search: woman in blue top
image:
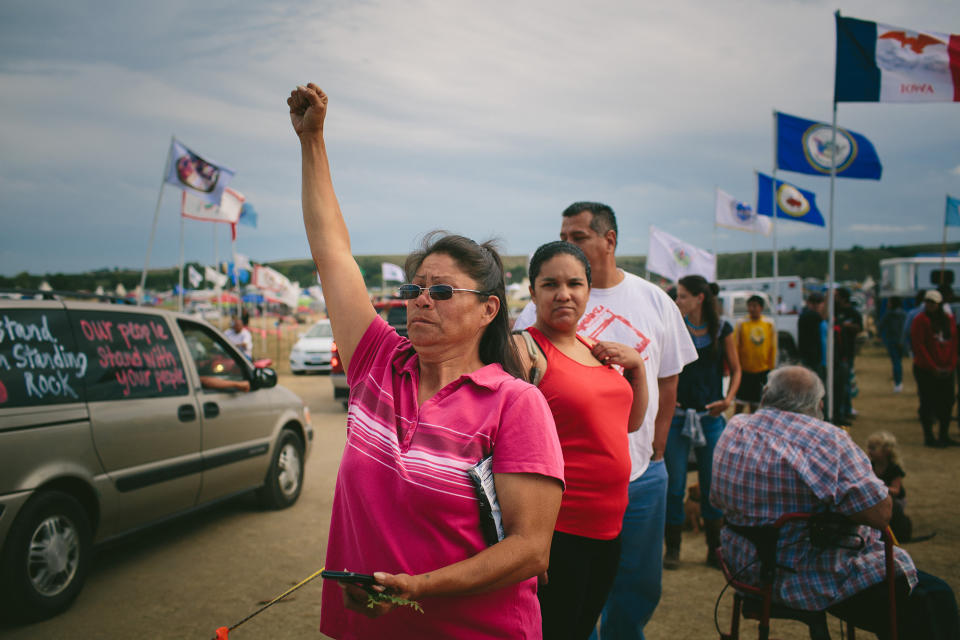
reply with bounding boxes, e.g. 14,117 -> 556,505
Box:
664,275 -> 741,569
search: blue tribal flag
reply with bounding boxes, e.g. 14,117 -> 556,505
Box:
756,173 -> 826,228
947,195 -> 960,228
164,139 -> 235,205
775,112 -> 882,180
238,202 -> 258,228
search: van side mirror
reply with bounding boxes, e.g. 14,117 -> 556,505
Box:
251,367 -> 278,390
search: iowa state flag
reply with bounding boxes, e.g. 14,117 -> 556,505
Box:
756,173 -> 825,228
836,13 -> 960,102
776,112 -> 882,180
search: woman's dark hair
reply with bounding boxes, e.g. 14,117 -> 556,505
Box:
678,275 -> 720,358
528,241 -> 591,289
405,231 -> 523,379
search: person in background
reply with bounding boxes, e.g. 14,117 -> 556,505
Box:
865,431 -> 912,542
513,201 -> 697,640
513,240 -> 648,640
877,297 -> 906,393
910,289 -> 958,448
798,292 -> 826,379
734,295 -> 775,414
832,288 -> 862,426
225,311 -> 253,359
712,366 -> 959,640
664,275 -> 740,570
290,83 -> 565,639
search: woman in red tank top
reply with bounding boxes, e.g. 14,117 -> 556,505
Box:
512,241 -> 648,640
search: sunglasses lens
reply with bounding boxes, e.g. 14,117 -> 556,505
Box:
397,285 -> 420,299
428,285 -> 453,300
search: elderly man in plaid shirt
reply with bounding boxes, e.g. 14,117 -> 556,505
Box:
712,366 -> 959,640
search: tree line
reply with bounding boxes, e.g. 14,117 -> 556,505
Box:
3,242 -> 958,294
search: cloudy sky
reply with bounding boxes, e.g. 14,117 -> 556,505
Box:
1,0 -> 958,277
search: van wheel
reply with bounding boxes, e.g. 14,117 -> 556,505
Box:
258,430 -> 304,510
0,491 -> 92,621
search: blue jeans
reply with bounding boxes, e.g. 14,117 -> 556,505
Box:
664,413 -> 726,525
884,340 -> 903,386
590,459 -> 667,640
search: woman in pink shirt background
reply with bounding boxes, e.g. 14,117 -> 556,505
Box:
289,83 -> 565,639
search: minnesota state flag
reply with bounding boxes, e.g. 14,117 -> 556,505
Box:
836,13 -> 960,103
756,173 -> 826,228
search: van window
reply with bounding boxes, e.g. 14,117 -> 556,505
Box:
70,310 -> 189,402
0,308 -> 86,408
178,321 -> 248,389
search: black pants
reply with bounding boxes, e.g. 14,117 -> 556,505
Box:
914,365 -> 956,439
828,570 -> 960,640
538,530 -> 621,640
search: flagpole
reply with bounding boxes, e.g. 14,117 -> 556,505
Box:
138,135 -> 174,305
751,230 -> 757,279
771,111 -> 780,358
940,214 -> 948,287
826,102 -> 839,423
178,213 -> 186,312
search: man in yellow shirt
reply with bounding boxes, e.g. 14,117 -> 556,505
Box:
734,295 -> 776,413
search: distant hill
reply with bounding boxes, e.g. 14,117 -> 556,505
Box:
3,242 -> 958,292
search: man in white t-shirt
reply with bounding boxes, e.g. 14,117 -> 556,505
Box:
514,202 -> 696,640
224,312 -> 253,359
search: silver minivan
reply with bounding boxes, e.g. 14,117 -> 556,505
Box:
0,298 -> 313,621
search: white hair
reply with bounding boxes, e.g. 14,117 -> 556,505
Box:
760,366 -> 825,419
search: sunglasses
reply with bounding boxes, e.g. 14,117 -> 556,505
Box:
397,284 -> 490,300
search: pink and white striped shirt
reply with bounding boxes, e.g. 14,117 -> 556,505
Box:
320,316 -> 564,639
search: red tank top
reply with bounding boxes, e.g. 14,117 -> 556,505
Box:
528,327 -> 633,539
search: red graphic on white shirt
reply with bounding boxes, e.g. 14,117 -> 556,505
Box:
578,305 -> 651,354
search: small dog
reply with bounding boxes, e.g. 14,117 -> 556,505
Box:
683,484 -> 704,534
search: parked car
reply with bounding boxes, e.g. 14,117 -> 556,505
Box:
0,296 -> 313,621
331,342 -> 348,410
289,319 -> 335,374
329,300 -> 407,411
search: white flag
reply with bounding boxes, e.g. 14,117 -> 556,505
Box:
205,265 -> 228,288
187,265 -> 203,288
382,262 -> 406,283
253,265 -> 290,292
279,281 -> 301,310
646,226 -> 716,283
234,253 -> 252,273
181,187 -> 244,224
714,189 -> 771,235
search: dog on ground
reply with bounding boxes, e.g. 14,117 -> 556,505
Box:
683,484 -> 704,534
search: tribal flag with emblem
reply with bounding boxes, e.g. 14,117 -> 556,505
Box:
836,13 -> 960,103
756,173 -> 826,228
646,226 -> 716,283
776,112 -> 882,180
165,139 -> 235,205
181,187 -> 244,224
715,189 -> 772,235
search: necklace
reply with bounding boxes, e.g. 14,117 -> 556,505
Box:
685,316 -> 706,331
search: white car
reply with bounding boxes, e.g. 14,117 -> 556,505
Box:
289,319 -> 335,374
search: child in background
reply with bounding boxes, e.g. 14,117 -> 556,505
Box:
866,431 -> 912,542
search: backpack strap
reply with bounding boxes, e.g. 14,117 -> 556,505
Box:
514,329 -> 546,386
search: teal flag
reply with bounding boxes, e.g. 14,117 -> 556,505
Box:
947,195 -> 960,227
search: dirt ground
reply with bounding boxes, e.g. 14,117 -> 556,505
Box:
647,343 -> 960,639
1,343 -> 957,639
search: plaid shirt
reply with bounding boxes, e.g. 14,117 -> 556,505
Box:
711,408 -> 917,611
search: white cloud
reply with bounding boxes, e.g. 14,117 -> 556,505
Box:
849,224 -> 927,233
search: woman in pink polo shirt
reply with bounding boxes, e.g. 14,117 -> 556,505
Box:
288,84 -> 565,639
513,241 -> 647,639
